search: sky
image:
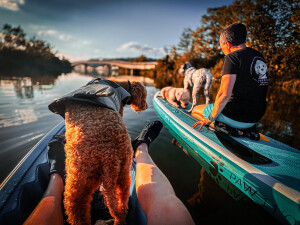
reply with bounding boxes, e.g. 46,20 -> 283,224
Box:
0,0 -> 233,62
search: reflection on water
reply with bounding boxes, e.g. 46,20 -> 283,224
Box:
0,72 -> 298,225
0,78 -> 34,99
73,64 -> 119,77
0,108 -> 38,128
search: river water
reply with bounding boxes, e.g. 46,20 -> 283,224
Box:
0,72 -> 298,225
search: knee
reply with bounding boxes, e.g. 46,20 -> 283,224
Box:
147,195 -> 194,225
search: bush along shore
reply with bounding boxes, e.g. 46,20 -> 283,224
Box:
0,24 -> 71,76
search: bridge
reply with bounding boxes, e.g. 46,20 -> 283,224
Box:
72,60 -> 157,76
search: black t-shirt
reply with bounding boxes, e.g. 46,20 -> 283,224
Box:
221,47 -> 268,123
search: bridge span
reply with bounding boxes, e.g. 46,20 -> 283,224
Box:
71,60 -> 157,75
72,60 -> 157,75
72,60 -> 157,69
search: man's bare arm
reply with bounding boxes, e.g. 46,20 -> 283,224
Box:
192,74 -> 236,131
210,74 -> 236,120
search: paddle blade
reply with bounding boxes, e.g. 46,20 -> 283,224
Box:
259,133 -> 270,142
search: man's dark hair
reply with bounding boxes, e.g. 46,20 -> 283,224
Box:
220,23 -> 247,46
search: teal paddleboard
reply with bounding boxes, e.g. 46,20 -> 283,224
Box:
153,92 -> 300,225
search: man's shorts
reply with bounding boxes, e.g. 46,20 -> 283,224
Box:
203,104 -> 255,129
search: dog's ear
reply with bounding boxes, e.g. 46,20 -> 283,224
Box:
183,63 -> 188,71
183,62 -> 193,71
130,82 -> 148,113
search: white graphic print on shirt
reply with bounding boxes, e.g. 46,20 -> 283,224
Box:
250,57 -> 268,85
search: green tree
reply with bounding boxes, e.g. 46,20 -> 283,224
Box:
0,24 -> 71,75
189,0 -> 299,82
2,24 -> 26,49
178,28 -> 193,54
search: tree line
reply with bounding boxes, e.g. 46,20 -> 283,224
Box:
154,0 -> 299,89
0,24 -> 71,76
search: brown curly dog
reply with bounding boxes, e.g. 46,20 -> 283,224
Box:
64,81 -> 147,225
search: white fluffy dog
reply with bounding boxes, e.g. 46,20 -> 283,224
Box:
179,62 -> 213,112
161,86 -> 190,108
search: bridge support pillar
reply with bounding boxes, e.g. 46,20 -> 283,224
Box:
108,65 -> 111,76
84,64 -> 88,74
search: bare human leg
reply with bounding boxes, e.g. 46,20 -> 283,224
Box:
24,174 -> 64,225
24,139 -> 66,225
135,143 -> 195,225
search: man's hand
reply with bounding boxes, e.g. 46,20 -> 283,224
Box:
192,119 -> 212,131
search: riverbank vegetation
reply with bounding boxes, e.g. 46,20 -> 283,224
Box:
0,24 -> 71,77
154,0 -> 299,91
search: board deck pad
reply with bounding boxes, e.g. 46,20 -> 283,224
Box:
153,92 -> 300,225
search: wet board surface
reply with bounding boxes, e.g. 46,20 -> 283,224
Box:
153,92 -> 300,225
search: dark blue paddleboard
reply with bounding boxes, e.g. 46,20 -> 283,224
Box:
0,121 -> 146,225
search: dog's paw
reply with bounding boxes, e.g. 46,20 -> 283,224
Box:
170,101 -> 180,108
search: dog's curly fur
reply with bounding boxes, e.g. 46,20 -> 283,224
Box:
126,82 -> 148,113
64,81 -> 147,225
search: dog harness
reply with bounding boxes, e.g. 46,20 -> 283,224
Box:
48,78 -> 131,118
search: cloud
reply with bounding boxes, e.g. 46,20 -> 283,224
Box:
37,28 -> 91,45
81,40 -> 91,46
119,42 -> 152,52
0,0 -> 25,11
58,34 -> 72,41
118,41 -> 164,55
37,29 -> 58,36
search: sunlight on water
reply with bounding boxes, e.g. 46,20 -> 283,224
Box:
27,133 -> 45,142
16,108 -> 37,123
0,108 -> 38,128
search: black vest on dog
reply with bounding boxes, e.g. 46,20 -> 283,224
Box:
48,78 -> 131,118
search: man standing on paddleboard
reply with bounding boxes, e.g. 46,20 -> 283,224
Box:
192,23 -> 268,139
